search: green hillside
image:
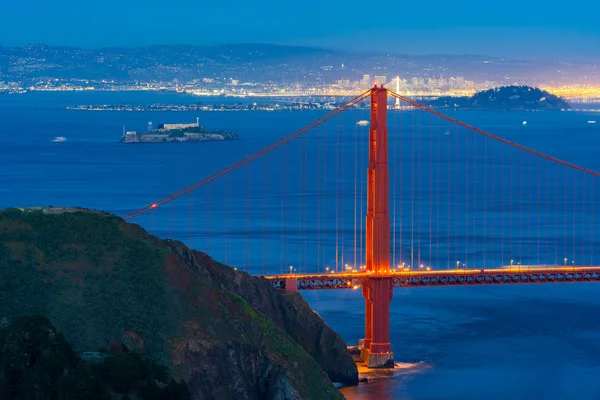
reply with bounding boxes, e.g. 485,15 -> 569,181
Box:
0,208 -> 354,399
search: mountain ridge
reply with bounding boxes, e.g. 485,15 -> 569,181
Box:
1,43 -> 594,85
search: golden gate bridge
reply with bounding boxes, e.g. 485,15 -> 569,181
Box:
122,86 -> 600,368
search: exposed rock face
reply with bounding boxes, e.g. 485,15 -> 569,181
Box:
0,209 -> 354,400
198,250 -> 359,385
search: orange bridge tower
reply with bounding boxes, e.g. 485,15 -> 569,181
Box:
361,85 -> 394,368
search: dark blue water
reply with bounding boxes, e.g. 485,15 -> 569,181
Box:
2,91 -> 600,399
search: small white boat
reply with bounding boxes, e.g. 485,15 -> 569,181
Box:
588,120 -> 597,124
356,120 -> 369,126
52,136 -> 67,142
522,121 -> 528,125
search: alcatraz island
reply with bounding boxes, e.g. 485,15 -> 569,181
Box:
121,118 -> 238,143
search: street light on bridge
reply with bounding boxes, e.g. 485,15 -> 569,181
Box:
289,265 -> 294,275
564,257 -> 568,267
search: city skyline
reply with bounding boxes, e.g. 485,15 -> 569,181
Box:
1,43 -> 598,98
2,0 -> 599,60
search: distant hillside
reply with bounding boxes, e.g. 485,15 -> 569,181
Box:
428,86 -> 571,110
0,208 -> 357,399
0,43 -> 594,84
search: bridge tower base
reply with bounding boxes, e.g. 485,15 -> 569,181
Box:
361,277 -> 394,368
363,349 -> 395,369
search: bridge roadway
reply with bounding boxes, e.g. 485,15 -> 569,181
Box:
264,266 -> 600,291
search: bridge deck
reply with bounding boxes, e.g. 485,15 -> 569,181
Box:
264,266 -> 600,290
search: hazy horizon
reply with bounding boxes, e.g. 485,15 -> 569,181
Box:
2,0 -> 599,61
0,41 -> 597,64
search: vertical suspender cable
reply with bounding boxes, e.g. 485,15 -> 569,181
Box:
509,148 -> 513,265
354,107 -> 359,270
317,124 -> 322,272
208,183 -> 212,256
225,175 -> 230,267
336,113 -> 340,272
417,109 -> 422,269
491,137 -> 495,267
169,198 -> 174,241
262,153 -> 267,274
150,210 -> 154,237
436,116 -> 441,269
411,107 -> 415,269
564,168 -> 568,265
535,157 -> 548,265
341,106 -> 345,271
245,158 -> 250,272
573,169 -> 576,265
323,121 -> 327,271
299,132 -> 304,273
447,119 -> 451,269
592,178 -> 595,266
465,118 -> 469,268
284,143 -> 290,272
429,112 -> 433,267
519,151 -> 523,266
571,170 -> 581,263
187,187 -> 192,249
483,131 -> 488,269
501,145 -> 505,267
555,165 -> 559,265
473,122 -> 477,267
392,107 -> 397,269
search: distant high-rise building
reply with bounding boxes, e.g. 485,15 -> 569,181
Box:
361,75 -> 371,89
375,76 -> 387,86
336,79 -> 351,88
411,77 -> 419,88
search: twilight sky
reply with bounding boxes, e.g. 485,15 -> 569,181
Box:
1,0 -> 599,59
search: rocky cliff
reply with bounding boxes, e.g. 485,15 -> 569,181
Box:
0,208 -> 357,399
